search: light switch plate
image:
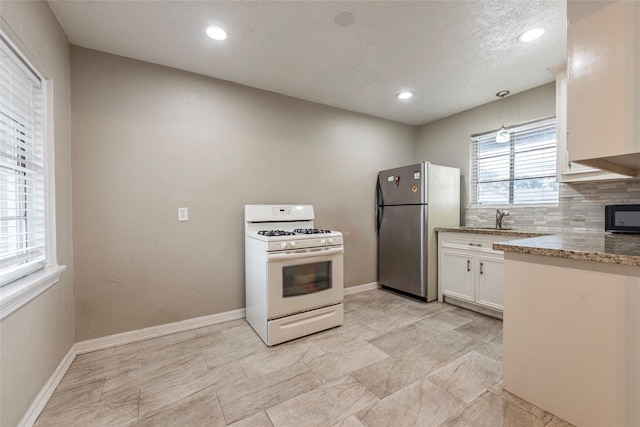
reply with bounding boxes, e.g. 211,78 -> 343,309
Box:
178,207 -> 189,222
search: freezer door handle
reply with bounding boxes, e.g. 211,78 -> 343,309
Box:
375,177 -> 384,235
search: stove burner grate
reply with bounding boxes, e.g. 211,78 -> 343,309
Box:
292,228 -> 332,234
258,230 -> 295,236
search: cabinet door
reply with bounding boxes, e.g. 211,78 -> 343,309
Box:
440,249 -> 474,302
567,1 -> 639,171
476,255 -> 504,310
555,66 -> 625,182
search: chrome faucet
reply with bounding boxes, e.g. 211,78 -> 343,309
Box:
496,209 -> 510,229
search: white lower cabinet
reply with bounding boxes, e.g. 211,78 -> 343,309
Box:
438,232 -> 511,314
439,249 -> 474,301
475,255 -> 504,309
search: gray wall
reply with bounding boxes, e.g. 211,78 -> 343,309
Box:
0,2 -> 74,426
71,47 -> 416,341
416,83 -> 556,210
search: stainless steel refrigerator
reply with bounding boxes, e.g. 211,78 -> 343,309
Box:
376,162 -> 460,301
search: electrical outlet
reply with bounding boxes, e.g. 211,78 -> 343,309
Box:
178,207 -> 189,222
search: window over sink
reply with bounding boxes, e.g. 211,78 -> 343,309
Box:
470,117 -> 558,206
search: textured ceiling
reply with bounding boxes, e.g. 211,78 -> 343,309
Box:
47,0 -> 566,126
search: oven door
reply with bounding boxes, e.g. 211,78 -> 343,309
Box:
266,246 -> 344,319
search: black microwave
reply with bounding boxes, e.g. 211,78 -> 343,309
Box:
605,204 -> 640,233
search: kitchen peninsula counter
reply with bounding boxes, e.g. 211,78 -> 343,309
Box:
494,232 -> 640,266
436,227 -> 639,425
498,233 -> 640,427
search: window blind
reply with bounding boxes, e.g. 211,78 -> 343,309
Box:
0,35 -> 46,286
470,117 -> 558,206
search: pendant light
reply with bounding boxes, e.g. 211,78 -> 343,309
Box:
495,90 -> 510,143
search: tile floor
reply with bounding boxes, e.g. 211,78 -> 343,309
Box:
34,289 -> 574,426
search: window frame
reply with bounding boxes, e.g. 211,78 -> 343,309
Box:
469,116 -> 558,207
0,29 -> 65,320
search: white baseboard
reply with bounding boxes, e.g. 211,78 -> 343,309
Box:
75,283 -> 381,354
75,308 -> 246,354
18,345 -> 76,427
343,282 -> 380,295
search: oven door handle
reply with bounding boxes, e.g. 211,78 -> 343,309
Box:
268,247 -> 344,261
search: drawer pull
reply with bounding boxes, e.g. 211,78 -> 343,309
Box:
468,243 -> 482,247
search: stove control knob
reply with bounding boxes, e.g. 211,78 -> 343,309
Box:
280,242 -> 288,249
320,239 -> 327,245
327,238 -> 334,245
289,241 -> 296,248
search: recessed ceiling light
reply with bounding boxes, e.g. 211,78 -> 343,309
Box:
396,91 -> 413,100
518,28 -> 544,43
206,26 -> 228,41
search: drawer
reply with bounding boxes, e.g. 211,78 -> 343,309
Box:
438,232 -> 512,253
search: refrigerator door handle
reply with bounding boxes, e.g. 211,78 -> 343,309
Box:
376,205 -> 384,235
375,177 -> 384,235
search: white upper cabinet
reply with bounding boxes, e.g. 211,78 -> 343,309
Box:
555,66 -> 626,182
566,0 -> 640,177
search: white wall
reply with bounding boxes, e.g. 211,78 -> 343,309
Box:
0,2 -> 74,426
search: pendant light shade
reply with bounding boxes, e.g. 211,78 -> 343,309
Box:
496,90 -> 510,143
496,125 -> 510,143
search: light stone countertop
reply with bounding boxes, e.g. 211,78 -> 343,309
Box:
493,233 -> 640,266
436,227 -> 640,266
435,226 -> 549,238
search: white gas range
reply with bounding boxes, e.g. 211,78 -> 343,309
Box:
244,205 -> 344,346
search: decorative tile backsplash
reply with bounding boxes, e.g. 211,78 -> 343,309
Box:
465,179 -> 640,233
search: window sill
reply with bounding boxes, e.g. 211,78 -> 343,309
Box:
0,265 -> 67,321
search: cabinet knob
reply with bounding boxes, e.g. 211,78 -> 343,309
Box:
467,260 -> 471,272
